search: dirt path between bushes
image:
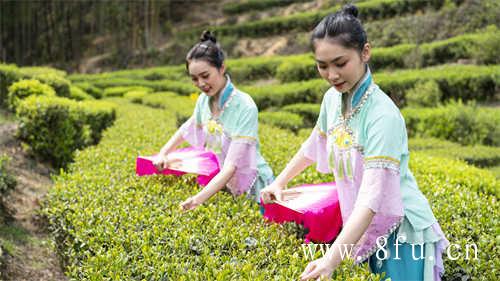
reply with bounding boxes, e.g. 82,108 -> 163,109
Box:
0,115 -> 67,281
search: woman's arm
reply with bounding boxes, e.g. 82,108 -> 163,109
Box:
300,206 -> 375,280
153,129 -> 186,171
159,129 -> 185,156
261,149 -> 314,203
180,163 -> 236,211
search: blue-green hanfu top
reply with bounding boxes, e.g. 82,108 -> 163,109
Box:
179,76 -> 274,202
300,68 -> 449,280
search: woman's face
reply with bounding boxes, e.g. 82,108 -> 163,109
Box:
188,59 -> 226,97
314,39 -> 371,93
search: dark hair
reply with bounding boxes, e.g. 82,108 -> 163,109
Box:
311,4 -> 367,52
186,30 -> 225,70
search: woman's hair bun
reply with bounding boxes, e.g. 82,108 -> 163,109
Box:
341,4 -> 358,18
200,30 -> 217,43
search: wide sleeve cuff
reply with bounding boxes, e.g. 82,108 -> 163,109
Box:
178,117 -> 205,148
224,137 -> 258,196
355,164 -> 404,216
352,158 -> 405,263
299,128 -> 330,174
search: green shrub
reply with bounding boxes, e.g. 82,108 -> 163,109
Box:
141,92 -> 196,126
242,79 -> 329,110
222,0 -> 310,15
375,64 -> 500,105
402,101 -> 500,146
30,73 -> 71,98
183,0 -> 445,39
103,86 -> 153,98
88,78 -> 196,96
0,63 -> 22,107
16,96 -> 88,168
80,100 -> 117,145
405,80 -> 442,107
7,79 -> 56,111
420,25 -> 500,65
0,154 -> 16,194
409,137 -> 500,167
275,54 -> 318,83
259,111 -> 304,132
227,56 -> 283,82
124,90 -> 148,104
281,103 -> 320,128
73,82 -> 103,99
43,100 -> 499,280
487,165 -> 500,179
274,29 -> 500,82
69,86 -> 94,101
16,96 -> 117,167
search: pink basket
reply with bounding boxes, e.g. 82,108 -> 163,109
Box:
262,182 -> 342,243
136,147 -> 220,186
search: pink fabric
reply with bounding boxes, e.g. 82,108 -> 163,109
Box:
135,147 -> 220,186
261,182 -> 343,243
224,138 -> 258,195
179,117 -> 205,148
432,222 -> 449,281
352,166 -> 404,261
356,168 -> 404,217
300,128 -> 330,174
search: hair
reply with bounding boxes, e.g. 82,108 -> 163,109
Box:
311,4 -> 367,53
185,30 -> 225,70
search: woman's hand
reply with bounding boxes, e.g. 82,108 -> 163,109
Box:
260,181 -> 285,204
152,154 -> 181,172
180,196 -> 201,212
299,256 -> 337,281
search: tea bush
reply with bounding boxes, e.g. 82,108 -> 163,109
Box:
43,99 -> 498,280
259,111 -> 304,132
403,101 -> 500,146
16,96 -> 116,167
7,79 -> 56,111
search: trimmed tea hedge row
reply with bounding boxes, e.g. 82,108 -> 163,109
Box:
222,0 -> 311,15
242,79 -> 329,110
44,99 -> 498,279
276,27 -> 500,82
259,111 -> 304,133
72,82 -> 103,99
409,138 -> 500,168
245,64 -> 500,110
140,92 -> 197,126
403,102 -> 500,146
69,86 -> 95,101
103,86 -> 153,98
0,64 -> 73,106
281,103 -> 320,128
182,0 -> 447,39
7,79 -> 57,111
281,101 -> 500,147
16,95 -> 116,168
68,65 -> 186,84
86,78 -> 197,96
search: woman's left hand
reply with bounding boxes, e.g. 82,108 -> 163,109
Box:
299,256 -> 336,281
180,196 -> 201,212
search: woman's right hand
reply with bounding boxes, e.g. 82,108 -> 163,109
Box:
260,181 -> 285,204
152,154 -> 181,172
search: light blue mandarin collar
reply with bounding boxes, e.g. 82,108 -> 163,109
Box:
217,75 -> 234,109
351,66 -> 372,108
